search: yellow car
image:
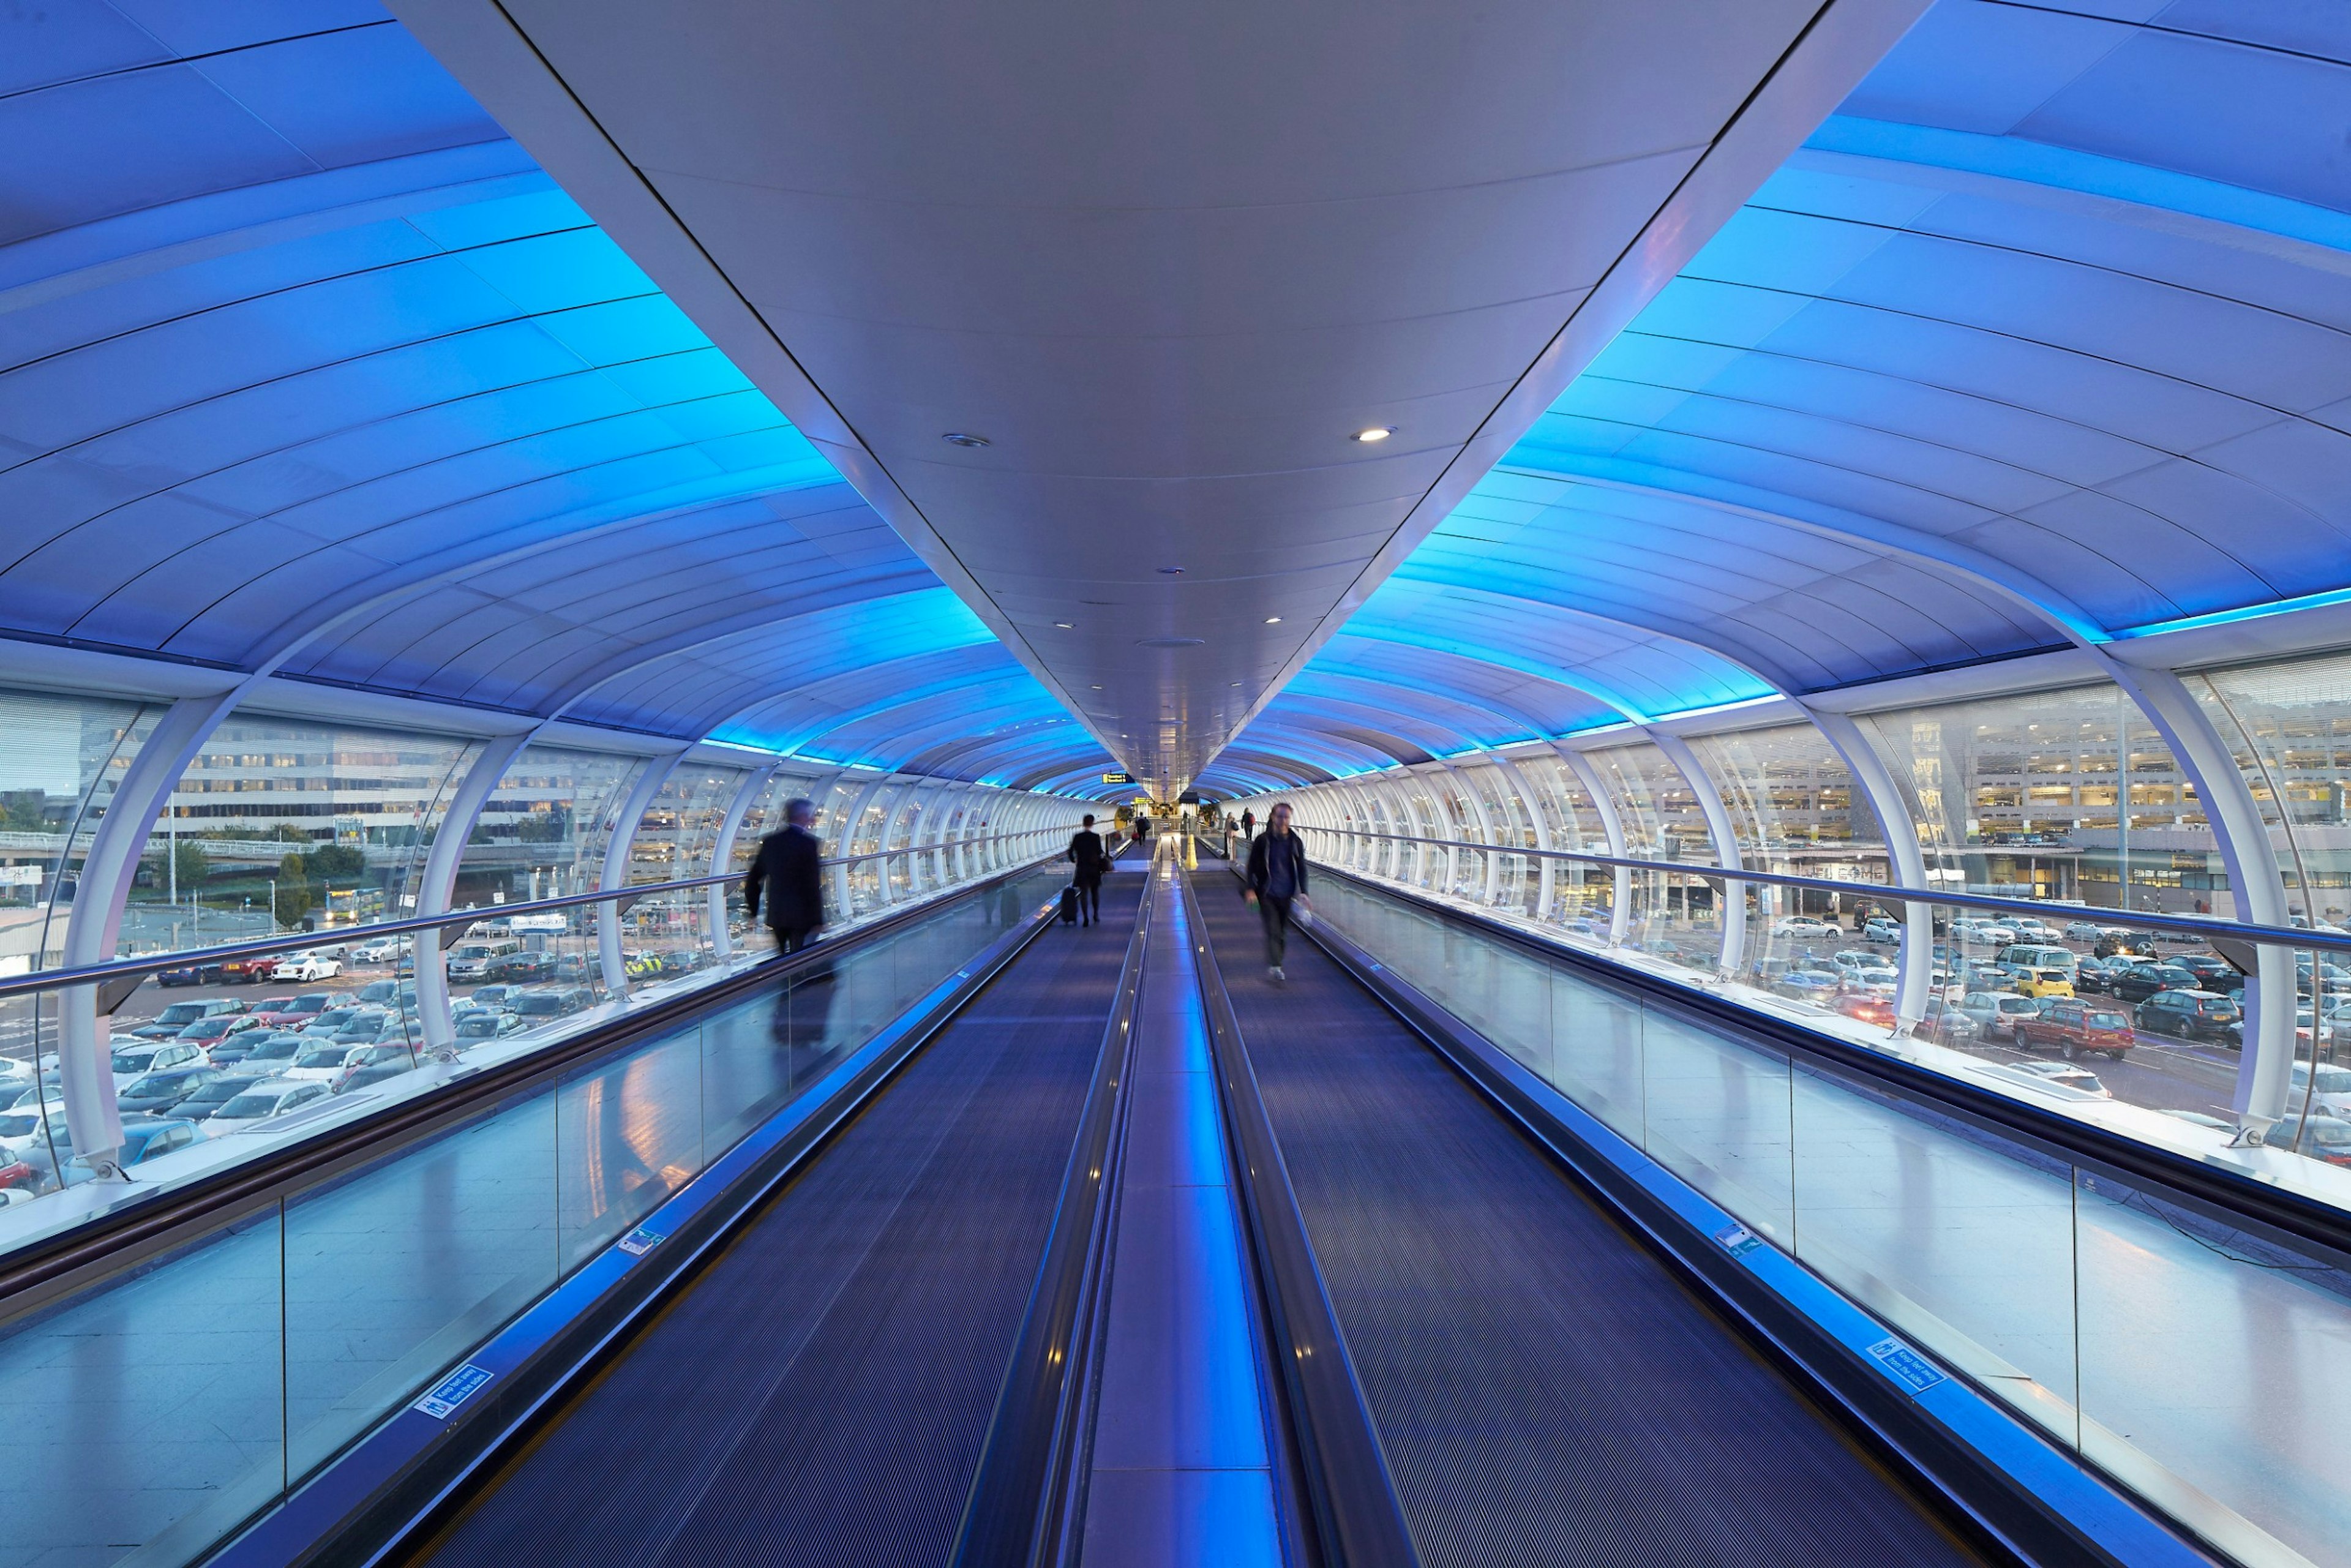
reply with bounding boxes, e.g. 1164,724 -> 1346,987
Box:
2014,967 -> 2075,1000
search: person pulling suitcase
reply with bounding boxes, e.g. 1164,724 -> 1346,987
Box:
1067,814 -> 1107,926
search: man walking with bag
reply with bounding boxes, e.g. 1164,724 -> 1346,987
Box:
1245,801 -> 1308,981
744,797 -> 825,953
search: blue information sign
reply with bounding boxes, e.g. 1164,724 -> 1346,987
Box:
1865,1337 -> 1948,1395
413,1363 -> 495,1420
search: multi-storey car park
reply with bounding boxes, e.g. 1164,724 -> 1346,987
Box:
2,6 -> 2350,1568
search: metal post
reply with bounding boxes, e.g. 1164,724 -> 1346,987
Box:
414,727 -> 539,1054
1652,732 -> 1747,979
707,763 -> 779,962
598,752 -> 684,1000
58,691 -> 244,1173
1559,746 -> 1632,947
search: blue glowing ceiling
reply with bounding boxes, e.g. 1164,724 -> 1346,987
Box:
1207,0 -> 2351,795
0,2 -> 1109,785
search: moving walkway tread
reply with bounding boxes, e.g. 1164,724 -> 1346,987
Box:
1189,877 -> 1990,1568
413,871 -> 1147,1568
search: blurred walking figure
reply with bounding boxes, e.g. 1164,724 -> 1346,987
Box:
1246,802 -> 1308,981
747,798 -> 833,1052
1068,814 -> 1108,926
746,798 -> 825,954
1240,808 -> 1254,841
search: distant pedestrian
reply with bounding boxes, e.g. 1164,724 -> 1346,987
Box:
1246,802 -> 1309,981
1241,808 -> 1255,841
1068,814 -> 1107,926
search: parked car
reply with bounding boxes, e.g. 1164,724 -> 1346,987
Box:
2005,918 -> 2056,943
350,938 -> 405,964
0,1101 -> 65,1161
1951,918 -> 2018,947
1835,992 -> 1897,1027
550,956 -> 592,983
2093,932 -> 2156,959
2135,989 -> 2241,1045
508,986 -> 593,1021
453,1010 -> 524,1041
119,1069 -> 222,1118
2263,1114 -> 2351,1166
301,1007 -> 366,1038
173,1014 -> 255,1050
110,1040 -> 208,1089
2063,918 -> 2121,942
354,979 -> 417,1008
2287,1063 -> 2351,1121
1772,970 -> 1841,1004
1862,917 -> 1903,945
2009,967 -> 2075,1000
329,1046 -> 416,1092
334,1062 -> 416,1095
228,1033 -> 304,1075
2011,998 -> 2135,1059
204,1079 -> 332,1131
488,951 -> 557,984
1919,999 -> 1982,1043
2008,1060 -> 2112,1098
2171,955 -> 2241,992
152,962 -> 214,987
1997,943 -> 2077,977
2112,962 -> 2199,1005
323,1010 -> 394,1046
175,1074 -> 271,1122
284,1044 -> 363,1082
1840,967 -> 1899,997
1959,992 -> 2044,1035
2073,955 -> 2134,995
255,993 -> 333,1028
1772,916 -> 1837,939
270,951 -> 341,983
128,998 -> 245,1041
219,955 -> 282,984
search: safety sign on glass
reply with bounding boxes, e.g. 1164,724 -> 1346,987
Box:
1865,1337 -> 1947,1395
413,1364 -> 495,1420
1714,1223 -> 1763,1258
617,1225 -> 666,1257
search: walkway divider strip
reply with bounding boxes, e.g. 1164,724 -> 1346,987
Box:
1182,866 -> 1422,1568
951,854 -> 1157,1568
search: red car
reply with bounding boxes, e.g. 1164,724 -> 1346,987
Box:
253,993 -> 333,1029
221,956 -> 281,984
2011,997 -> 2135,1060
1835,993 -> 1897,1028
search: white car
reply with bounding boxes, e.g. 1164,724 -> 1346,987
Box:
2005,918 -> 2055,942
1951,918 -> 2017,947
1843,967 -> 1899,996
204,1079 -> 332,1131
350,938 -> 405,964
1772,916 -> 1837,939
1829,950 -> 1881,973
283,1043 -> 362,1082
0,1100 -> 64,1160
2009,1060 -> 2112,1098
271,951 -> 341,982
110,1040 -> 208,1089
2289,1063 -> 2351,1121
1862,918 -> 1902,945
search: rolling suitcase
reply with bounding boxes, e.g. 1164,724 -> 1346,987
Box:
1060,886 -> 1080,925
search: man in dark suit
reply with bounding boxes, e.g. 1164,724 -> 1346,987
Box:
744,797 -> 826,953
1068,813 -> 1107,926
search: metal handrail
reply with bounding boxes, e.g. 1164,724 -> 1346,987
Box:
0,827 -> 1070,1004
1289,823 -> 2351,956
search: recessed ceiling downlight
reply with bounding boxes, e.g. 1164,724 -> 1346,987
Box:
941,432 -> 990,448
1136,636 -> 1205,648
1351,426 -> 1395,443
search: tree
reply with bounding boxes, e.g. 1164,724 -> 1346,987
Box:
274,852 -> 311,928
170,839 -> 208,895
307,844 -> 366,881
